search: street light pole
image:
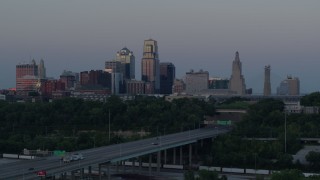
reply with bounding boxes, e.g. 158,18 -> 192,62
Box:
285,111 -> 287,153
93,136 -> 96,148
254,153 -> 257,175
109,109 -> 111,142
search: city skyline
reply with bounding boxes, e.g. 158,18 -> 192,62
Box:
1,1 -> 320,94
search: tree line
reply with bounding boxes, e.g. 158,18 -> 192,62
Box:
0,96 -> 214,153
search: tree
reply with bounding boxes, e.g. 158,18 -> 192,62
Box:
306,151 -> 320,170
300,92 -> 320,106
197,170 -> 219,180
184,170 -> 195,180
271,169 -> 304,180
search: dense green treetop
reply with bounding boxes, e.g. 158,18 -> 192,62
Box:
300,92 -> 320,106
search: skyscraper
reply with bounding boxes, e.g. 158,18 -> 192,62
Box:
38,59 -> 46,79
229,51 -> 246,95
141,39 -> 160,94
105,61 -> 122,74
115,47 -> 135,80
60,70 -> 76,90
160,62 -> 175,94
105,60 -> 124,94
16,59 -> 39,96
277,76 -> 300,95
263,65 -> 271,96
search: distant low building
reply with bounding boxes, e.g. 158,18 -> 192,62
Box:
172,79 -> 185,94
126,80 -> 145,95
303,106 -> 320,114
60,70 -> 78,90
0,94 -> 5,101
208,77 -> 229,89
80,70 -> 111,89
165,94 -> 207,102
185,69 -> 209,95
284,101 -> 302,113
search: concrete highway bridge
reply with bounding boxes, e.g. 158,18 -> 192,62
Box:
0,127 -> 230,179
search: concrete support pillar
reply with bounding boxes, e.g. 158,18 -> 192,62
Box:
99,164 -> 102,180
139,157 -> 142,173
122,161 -> 126,173
201,139 -> 204,147
88,166 -> 92,176
71,171 -> 75,180
132,159 -> 135,173
107,163 -> 110,180
180,146 -> 183,165
164,149 -> 167,164
116,162 -> 119,172
173,148 -> 176,165
149,154 -> 152,175
80,168 -> 84,179
157,151 -> 161,173
195,142 -> 198,158
189,144 -> 192,168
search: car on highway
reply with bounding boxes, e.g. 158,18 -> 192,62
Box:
63,153 -> 84,163
36,170 -> 47,177
71,153 -> 84,161
151,137 -> 159,145
63,156 -> 71,163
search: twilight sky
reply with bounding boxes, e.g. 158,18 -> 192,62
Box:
0,0 -> 319,94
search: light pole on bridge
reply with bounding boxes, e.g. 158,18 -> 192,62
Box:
109,109 -> 111,142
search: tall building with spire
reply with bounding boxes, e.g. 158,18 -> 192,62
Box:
115,47 -> 135,80
229,51 -> 246,95
263,65 -> 271,96
38,59 -> 46,79
141,39 -> 160,94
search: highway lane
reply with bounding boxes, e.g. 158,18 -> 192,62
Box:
0,127 -> 230,179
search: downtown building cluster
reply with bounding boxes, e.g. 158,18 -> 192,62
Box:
1,39 -> 301,102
